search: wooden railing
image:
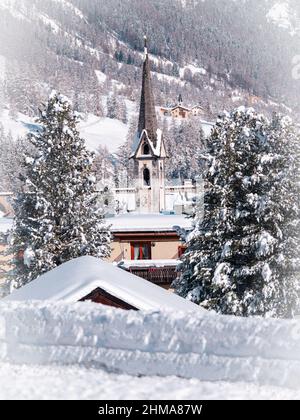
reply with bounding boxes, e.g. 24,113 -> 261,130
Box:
128,266 -> 178,286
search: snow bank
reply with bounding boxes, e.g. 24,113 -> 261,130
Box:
1,301 -> 300,389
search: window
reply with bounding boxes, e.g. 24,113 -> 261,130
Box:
143,142 -> 150,155
143,167 -> 151,186
178,245 -> 187,258
131,243 -> 152,260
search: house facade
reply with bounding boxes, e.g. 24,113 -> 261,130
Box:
107,213 -> 191,288
159,95 -> 206,120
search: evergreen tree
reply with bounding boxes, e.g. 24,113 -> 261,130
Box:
174,108 -> 300,318
9,91 -> 111,290
106,93 -> 118,119
118,98 -> 128,124
165,119 -> 206,182
115,116 -> 136,188
93,145 -> 114,186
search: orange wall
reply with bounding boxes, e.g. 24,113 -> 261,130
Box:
109,239 -> 181,262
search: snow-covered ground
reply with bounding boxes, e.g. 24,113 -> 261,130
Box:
1,300 -> 300,399
1,362 -> 299,400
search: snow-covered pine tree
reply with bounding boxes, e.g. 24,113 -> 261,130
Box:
260,114 -> 300,317
115,116 -> 136,188
10,91 -> 111,290
165,119 -> 206,182
106,93 -> 118,119
118,98 -> 128,124
174,108 -> 300,318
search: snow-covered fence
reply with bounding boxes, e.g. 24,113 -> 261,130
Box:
1,301 -> 300,389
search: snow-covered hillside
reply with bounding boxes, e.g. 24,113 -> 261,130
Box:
1,300 -> 300,399
1,0 -> 299,122
0,106 -> 214,154
267,2 -> 300,36
0,108 -> 129,153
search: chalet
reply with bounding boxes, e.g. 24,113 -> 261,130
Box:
191,104 -> 206,117
159,94 -> 206,120
170,93 -> 191,119
159,103 -> 206,119
3,256 -> 200,312
108,213 -> 191,288
170,104 -> 191,119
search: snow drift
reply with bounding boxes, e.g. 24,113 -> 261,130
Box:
1,301 -> 300,389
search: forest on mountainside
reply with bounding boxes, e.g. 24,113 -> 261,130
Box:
0,0 -> 299,118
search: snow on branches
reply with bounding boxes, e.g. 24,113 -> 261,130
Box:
9,91 -> 111,290
174,108 -> 300,318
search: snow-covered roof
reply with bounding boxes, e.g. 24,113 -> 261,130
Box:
108,213 -> 192,233
171,105 -> 191,111
131,128 -> 162,158
3,256 -> 200,312
117,259 -> 179,269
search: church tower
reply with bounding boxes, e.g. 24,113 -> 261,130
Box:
131,36 -> 167,213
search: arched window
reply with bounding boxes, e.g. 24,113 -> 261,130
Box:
143,168 -> 150,186
143,142 -> 150,155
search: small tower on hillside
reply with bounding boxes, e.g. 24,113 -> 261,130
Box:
178,93 -> 183,106
131,36 -> 167,213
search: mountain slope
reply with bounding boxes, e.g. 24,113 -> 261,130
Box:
0,0 -> 299,120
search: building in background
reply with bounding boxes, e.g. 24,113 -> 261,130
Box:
160,95 -> 206,120
108,213 -> 191,288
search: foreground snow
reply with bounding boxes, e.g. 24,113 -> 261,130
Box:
0,362 -> 299,400
1,300 -> 300,397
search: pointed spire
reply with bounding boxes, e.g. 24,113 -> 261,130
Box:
144,35 -> 148,57
137,35 -> 158,147
178,93 -> 183,106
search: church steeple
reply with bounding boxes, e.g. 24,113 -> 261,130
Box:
137,36 -> 158,147
131,36 -> 167,214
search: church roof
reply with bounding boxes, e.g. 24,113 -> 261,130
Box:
131,128 -> 163,158
137,36 -> 159,149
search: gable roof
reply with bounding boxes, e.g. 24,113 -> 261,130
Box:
3,256 -> 201,312
131,128 -> 163,158
171,105 -> 191,112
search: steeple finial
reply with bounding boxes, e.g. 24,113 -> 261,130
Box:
144,35 -> 148,57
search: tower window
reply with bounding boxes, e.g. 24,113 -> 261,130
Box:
143,143 -> 150,155
143,167 -> 150,186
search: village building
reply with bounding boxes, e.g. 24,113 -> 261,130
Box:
159,94 -> 206,120
190,104 -> 206,117
107,213 -> 191,288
